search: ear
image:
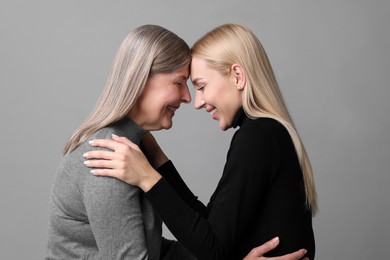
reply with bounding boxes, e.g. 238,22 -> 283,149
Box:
231,63 -> 246,91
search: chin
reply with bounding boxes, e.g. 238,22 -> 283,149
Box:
161,120 -> 173,130
219,119 -> 232,131
219,123 -> 229,131
162,125 -> 173,130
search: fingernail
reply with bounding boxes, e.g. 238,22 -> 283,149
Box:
90,170 -> 96,174
112,134 -> 118,138
89,140 -> 94,145
83,152 -> 88,157
84,160 -> 89,166
271,237 -> 279,245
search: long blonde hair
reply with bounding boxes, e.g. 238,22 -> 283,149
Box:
64,25 -> 191,153
192,24 -> 317,215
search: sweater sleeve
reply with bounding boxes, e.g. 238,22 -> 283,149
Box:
159,237 -> 197,260
84,173 -> 148,260
157,160 -> 208,215
146,123 -> 279,259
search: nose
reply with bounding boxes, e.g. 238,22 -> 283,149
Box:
194,91 -> 205,110
180,83 -> 191,104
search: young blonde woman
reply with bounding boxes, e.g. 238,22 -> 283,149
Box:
46,24 -> 307,260
85,24 -> 317,259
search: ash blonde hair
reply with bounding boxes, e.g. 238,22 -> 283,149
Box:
192,24 -> 317,215
64,25 -> 191,153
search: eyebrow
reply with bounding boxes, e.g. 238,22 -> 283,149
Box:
191,77 -> 203,86
174,75 -> 189,81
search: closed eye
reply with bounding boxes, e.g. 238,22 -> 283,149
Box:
195,85 -> 205,91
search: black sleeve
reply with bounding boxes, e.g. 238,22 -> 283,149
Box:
160,237 -> 197,260
146,124 -> 279,259
157,160 -> 208,216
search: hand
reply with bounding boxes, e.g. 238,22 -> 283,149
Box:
140,132 -> 168,169
243,237 -> 308,260
83,135 -> 162,192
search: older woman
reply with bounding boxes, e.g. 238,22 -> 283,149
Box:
46,25 -> 191,260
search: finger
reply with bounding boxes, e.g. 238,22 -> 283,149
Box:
111,135 -> 140,151
90,168 -> 120,178
112,135 -> 133,146
273,249 -> 307,260
84,159 -> 118,169
83,150 -> 117,160
248,237 -> 280,257
89,138 -> 126,151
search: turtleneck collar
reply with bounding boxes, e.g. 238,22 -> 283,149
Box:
232,107 -> 252,128
112,117 -> 148,145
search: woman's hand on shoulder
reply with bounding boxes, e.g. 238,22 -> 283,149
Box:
243,237 -> 308,260
83,135 -> 162,192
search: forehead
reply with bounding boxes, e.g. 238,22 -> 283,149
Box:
190,57 -> 209,79
151,65 -> 189,80
170,65 -> 189,79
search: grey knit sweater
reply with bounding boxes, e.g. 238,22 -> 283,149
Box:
46,118 -> 162,260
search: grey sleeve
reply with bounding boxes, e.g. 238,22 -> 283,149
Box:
84,172 -> 148,260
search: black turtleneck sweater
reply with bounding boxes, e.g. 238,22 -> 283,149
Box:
149,108 -> 315,259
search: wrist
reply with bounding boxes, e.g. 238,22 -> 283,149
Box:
139,169 -> 162,192
153,154 -> 169,169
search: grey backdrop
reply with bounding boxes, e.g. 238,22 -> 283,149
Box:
1,0 -> 389,259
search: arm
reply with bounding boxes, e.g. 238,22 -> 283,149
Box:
140,133 -> 205,210
85,132 -> 307,259
143,127 -> 278,259
90,135 -> 208,215
160,237 -> 197,260
83,164 -> 148,259
157,161 -> 208,216
159,236 -> 309,260
139,132 -> 169,169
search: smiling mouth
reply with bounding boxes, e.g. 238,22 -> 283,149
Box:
167,106 -> 178,114
209,108 -> 217,116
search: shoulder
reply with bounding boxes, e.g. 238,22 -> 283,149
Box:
84,170 -> 139,194
229,118 -> 295,163
242,117 -> 286,133
234,117 -> 288,145
91,126 -> 115,140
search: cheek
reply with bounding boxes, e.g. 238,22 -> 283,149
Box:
220,91 -> 241,119
203,88 -> 218,104
145,91 -> 168,109
146,88 -> 181,118
171,88 -> 182,99
139,96 -> 163,118
153,101 -> 167,116
209,80 -> 231,102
